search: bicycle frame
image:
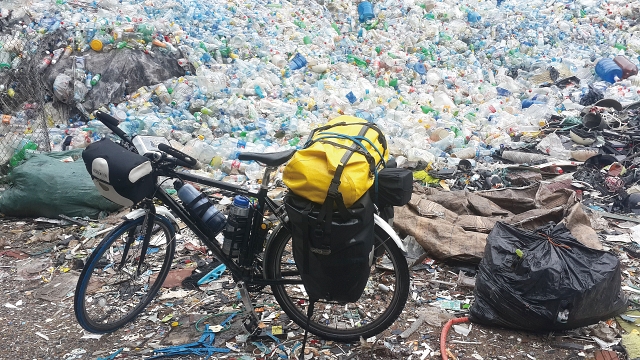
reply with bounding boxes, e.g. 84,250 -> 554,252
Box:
154,166 -> 302,287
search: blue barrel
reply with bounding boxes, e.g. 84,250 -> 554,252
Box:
595,58 -> 623,83
358,2 -> 375,23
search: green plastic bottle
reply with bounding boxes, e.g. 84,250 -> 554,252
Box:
421,105 -> 435,114
90,73 -> 101,86
331,23 -> 341,35
347,55 -> 368,68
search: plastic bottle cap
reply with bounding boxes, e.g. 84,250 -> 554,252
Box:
233,195 -> 250,208
90,39 -> 103,51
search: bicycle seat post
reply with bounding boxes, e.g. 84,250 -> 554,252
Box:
261,166 -> 277,190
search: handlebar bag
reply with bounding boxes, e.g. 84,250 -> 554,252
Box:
82,139 -> 155,207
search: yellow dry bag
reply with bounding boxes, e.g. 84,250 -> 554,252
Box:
283,115 -> 388,208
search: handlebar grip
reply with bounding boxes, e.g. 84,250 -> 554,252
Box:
95,111 -> 120,126
158,143 -> 199,168
94,111 -> 133,146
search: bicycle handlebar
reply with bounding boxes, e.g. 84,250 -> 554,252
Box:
94,111 -> 135,147
93,110 -> 200,169
158,143 -> 200,169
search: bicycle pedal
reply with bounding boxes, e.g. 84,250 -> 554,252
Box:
242,315 -> 261,336
182,260 -> 226,289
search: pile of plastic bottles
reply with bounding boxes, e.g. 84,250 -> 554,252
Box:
1,0 -> 640,179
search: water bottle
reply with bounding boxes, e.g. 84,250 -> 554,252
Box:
0,51 -> 10,69
9,140 -> 38,167
413,63 -> 427,75
521,99 -> 546,109
222,195 -> 251,257
289,53 -> 307,70
174,180 -> 226,236
595,58 -> 622,83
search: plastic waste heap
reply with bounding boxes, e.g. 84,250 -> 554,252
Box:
0,0 -> 637,179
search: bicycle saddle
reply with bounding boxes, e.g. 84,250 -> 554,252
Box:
238,149 -> 296,167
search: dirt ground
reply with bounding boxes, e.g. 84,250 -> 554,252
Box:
0,215 -> 630,360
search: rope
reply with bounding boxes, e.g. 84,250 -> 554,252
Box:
537,233 -> 571,250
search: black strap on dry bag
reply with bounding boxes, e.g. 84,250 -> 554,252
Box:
308,124 -> 373,256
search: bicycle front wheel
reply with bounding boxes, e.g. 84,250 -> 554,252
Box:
74,215 -> 175,333
264,224 -> 410,342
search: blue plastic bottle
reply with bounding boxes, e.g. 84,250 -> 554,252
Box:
357,2 -> 375,23
175,181 -> 226,235
413,63 -> 427,75
595,58 -> 623,83
289,53 -> 307,70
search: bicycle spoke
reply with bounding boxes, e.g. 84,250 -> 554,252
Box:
268,230 -> 408,340
75,216 -> 175,333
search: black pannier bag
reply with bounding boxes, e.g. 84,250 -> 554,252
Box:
285,191 -> 375,303
375,167 -> 413,207
82,139 -> 155,207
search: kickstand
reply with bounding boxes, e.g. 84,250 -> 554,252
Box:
299,299 -> 316,360
237,281 -> 261,336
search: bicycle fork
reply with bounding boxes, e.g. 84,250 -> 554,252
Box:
120,202 -> 156,276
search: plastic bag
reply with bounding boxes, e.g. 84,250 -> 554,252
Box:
0,150 -> 122,218
536,133 -> 570,160
52,73 -> 73,103
470,222 -> 626,331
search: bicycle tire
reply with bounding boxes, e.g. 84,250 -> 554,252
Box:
74,215 -> 175,333
264,224 -> 409,342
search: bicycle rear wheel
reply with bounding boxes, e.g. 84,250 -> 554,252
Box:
74,215 -> 175,333
264,224 -> 409,342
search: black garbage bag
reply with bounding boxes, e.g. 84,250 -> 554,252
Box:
44,49 -> 186,112
470,222 -> 626,331
579,85 -> 604,106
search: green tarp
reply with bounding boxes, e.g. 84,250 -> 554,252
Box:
0,150 -> 122,218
